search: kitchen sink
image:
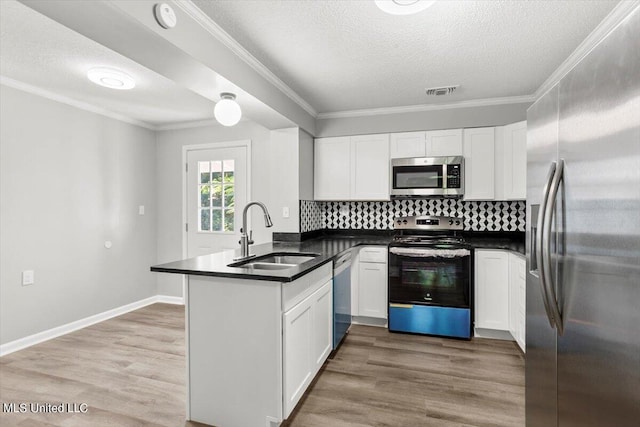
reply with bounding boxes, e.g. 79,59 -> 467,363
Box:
228,252 -> 320,270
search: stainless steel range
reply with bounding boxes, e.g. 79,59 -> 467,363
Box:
388,215 -> 473,339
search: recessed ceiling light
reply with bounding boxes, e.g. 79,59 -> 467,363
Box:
87,68 -> 135,90
374,0 -> 436,16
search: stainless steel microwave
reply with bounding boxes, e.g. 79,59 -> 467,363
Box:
390,156 -> 464,198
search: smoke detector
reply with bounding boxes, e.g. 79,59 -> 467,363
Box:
426,85 -> 459,96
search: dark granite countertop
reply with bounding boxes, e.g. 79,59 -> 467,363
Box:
463,232 -> 525,256
150,234 -> 391,282
151,231 -> 524,282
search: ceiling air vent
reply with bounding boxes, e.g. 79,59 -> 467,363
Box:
425,85 -> 459,96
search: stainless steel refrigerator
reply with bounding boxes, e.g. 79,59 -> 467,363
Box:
526,5 -> 640,427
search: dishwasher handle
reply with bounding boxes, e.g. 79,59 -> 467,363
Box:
334,252 -> 352,275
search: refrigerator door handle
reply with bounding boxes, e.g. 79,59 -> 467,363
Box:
542,159 -> 565,335
536,161 -> 557,328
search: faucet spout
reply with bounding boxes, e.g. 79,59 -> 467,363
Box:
235,201 -> 273,260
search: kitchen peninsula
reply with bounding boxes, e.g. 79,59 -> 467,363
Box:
151,236 -> 389,427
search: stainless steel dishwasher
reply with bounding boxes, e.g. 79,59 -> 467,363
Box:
332,251 -> 352,350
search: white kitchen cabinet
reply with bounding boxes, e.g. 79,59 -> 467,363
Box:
426,128 -> 463,156
314,136 -> 351,200
350,134 -> 390,200
390,129 -> 462,159
502,121 -> 527,200
509,253 -> 526,352
463,127 -> 495,201
315,135 -> 389,200
283,279 -> 332,417
390,131 -> 426,158
475,249 -> 509,330
353,246 -> 388,320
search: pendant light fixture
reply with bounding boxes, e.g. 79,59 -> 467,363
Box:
214,92 -> 242,126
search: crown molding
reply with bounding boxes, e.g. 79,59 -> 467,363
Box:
173,0 -> 318,118
0,75 -> 157,130
316,95 -> 536,120
535,0 -> 640,98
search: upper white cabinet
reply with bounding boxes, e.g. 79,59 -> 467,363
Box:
426,129 -> 463,157
350,134 -> 390,200
315,134 -> 389,201
390,131 -> 426,158
502,121 -> 527,200
314,137 -> 351,200
390,129 -> 462,159
463,127 -> 495,201
475,249 -> 509,331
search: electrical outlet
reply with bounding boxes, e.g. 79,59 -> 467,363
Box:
22,270 -> 34,286
138,205 -> 145,215
282,207 -> 290,218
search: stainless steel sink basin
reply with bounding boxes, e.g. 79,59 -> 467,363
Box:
242,262 -> 297,270
228,252 -> 320,270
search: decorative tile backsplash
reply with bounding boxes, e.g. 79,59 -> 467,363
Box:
300,199 -> 525,232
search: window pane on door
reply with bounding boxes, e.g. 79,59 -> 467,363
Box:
197,159 -> 236,233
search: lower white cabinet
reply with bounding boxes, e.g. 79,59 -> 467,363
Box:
352,246 -> 388,320
283,279 -> 332,417
475,249 -> 510,330
358,262 -> 387,319
475,249 -> 526,351
509,253 -> 526,352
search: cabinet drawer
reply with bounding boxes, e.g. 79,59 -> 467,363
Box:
358,246 -> 388,263
283,263 -> 332,312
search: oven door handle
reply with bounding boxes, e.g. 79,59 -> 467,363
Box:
389,247 -> 470,257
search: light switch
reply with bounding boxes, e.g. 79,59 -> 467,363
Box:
22,270 -> 34,286
138,205 -> 145,215
282,207 -> 290,218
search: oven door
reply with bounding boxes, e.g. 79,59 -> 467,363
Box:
388,246 -> 471,308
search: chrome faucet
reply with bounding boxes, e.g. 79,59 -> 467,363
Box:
235,201 -> 273,260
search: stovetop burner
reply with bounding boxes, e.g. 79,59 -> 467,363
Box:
391,215 -> 467,247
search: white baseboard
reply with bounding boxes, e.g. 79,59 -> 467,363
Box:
156,295 -> 185,305
0,295 -> 184,357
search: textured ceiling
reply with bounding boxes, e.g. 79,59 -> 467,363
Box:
0,0 -> 216,127
193,0 -> 619,114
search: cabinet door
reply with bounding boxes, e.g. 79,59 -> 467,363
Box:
283,296 -> 313,417
463,127 -> 495,200
389,132 -> 426,158
351,134 -> 390,200
314,137 -> 350,200
312,280 -> 333,372
358,262 -> 388,319
503,121 -> 527,200
426,129 -> 463,156
475,250 -> 509,330
508,253 -> 521,339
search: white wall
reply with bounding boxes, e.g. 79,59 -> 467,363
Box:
155,121 -> 273,297
315,102 -> 531,137
269,128 -> 300,233
0,85 -> 157,345
298,129 -> 314,201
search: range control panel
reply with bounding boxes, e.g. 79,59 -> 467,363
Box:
394,215 -> 463,231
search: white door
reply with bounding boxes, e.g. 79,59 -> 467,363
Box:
187,146 -> 248,257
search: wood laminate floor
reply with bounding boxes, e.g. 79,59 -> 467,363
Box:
0,304 -> 524,427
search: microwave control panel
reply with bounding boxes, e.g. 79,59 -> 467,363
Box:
447,164 -> 461,188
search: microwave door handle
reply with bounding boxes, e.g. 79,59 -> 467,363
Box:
542,159 -> 565,335
536,161 -> 557,329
